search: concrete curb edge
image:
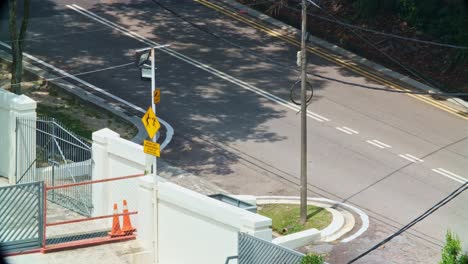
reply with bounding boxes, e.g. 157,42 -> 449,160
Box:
255,196 -> 369,243
0,49 -> 173,146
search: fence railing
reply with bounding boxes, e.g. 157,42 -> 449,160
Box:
16,116 -> 93,216
0,182 -> 44,254
238,232 -> 304,264
42,174 -> 145,252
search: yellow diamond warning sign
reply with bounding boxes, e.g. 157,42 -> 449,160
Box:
141,107 -> 160,139
143,140 -> 160,157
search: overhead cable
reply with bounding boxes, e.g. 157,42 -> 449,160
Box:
347,181 -> 467,264
249,0 -> 468,49
157,1 -> 468,97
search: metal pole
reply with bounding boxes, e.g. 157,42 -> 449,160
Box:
300,0 -> 308,224
151,48 -> 157,183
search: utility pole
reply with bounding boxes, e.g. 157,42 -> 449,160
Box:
300,0 -> 308,224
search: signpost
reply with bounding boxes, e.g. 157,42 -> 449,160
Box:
136,45 -> 169,264
136,45 -> 168,183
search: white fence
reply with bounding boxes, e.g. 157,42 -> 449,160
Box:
0,88 -> 36,184
91,128 -> 273,264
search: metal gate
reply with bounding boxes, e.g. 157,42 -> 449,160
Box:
0,182 -> 44,254
16,117 -> 93,216
237,233 -> 304,264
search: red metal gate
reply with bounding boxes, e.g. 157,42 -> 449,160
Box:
41,173 -> 145,253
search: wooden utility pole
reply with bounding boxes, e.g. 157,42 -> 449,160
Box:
300,0 -> 308,224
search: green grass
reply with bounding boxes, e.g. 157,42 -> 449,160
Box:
37,104 -> 93,140
258,204 -> 332,235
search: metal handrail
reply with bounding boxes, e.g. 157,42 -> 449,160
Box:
225,256 -> 238,264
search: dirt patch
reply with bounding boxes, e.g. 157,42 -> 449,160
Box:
0,61 -> 137,140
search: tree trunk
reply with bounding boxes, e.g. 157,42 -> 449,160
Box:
8,0 -> 31,95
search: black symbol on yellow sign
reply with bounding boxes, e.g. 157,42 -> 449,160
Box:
141,107 -> 160,139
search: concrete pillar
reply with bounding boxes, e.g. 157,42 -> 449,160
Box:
0,88 -> 36,184
91,128 -> 151,220
136,176 -> 157,264
91,128 -> 120,217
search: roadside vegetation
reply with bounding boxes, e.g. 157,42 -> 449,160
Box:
0,60 -> 137,140
258,204 -> 332,235
301,254 -> 324,264
440,231 -> 468,264
239,0 -> 468,96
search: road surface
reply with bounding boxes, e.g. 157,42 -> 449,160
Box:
1,0 -> 466,262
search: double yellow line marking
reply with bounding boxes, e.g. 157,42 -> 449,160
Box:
195,0 -> 468,120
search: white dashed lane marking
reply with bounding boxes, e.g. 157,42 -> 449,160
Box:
366,139 -> 391,149
336,126 -> 359,135
432,168 -> 467,184
398,154 -> 424,163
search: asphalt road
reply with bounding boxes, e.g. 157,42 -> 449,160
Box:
1,0 -> 467,262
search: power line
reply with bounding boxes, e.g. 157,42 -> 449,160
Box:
248,0 -> 468,49
347,181 -> 467,264
157,0 -> 468,97
1,26 -> 111,44
287,1 -> 442,90
282,0 -> 468,109
2,62 -> 134,88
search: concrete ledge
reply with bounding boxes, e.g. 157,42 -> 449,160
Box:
253,196 -> 346,248
272,228 -> 320,250
320,207 -> 345,238
158,181 -> 272,231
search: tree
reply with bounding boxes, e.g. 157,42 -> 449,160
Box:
8,0 -> 31,95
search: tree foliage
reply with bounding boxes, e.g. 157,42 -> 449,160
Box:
346,0 -> 468,46
8,0 -> 31,95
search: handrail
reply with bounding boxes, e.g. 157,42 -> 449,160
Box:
225,256 -> 238,264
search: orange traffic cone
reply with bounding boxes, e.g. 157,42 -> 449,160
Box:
121,200 -> 136,235
108,203 -> 125,237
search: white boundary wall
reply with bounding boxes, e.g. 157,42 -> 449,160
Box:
92,129 -> 273,264
0,88 -> 36,184
157,180 -> 272,264
91,128 -> 151,220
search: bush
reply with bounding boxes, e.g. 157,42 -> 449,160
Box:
301,254 -> 324,264
440,231 -> 468,264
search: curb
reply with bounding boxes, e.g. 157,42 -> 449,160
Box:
255,196 -> 368,244
0,48 -> 173,146
255,197 -> 346,240
212,0 -> 468,111
249,196 -> 358,248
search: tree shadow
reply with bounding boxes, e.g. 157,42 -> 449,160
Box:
0,0 -> 332,178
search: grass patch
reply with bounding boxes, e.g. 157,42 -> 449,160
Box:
258,204 -> 332,235
37,104 -> 93,139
